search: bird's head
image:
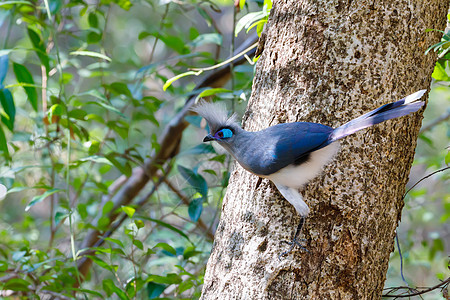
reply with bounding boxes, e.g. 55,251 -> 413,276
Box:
191,100 -> 240,146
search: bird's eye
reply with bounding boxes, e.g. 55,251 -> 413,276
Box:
216,128 -> 233,139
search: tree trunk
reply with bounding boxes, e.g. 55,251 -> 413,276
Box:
201,1 -> 448,299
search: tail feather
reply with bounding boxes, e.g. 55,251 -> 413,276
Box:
330,90 -> 426,142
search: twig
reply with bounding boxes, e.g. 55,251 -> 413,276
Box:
402,166 -> 450,200
395,233 -> 408,286
383,276 -> 450,298
147,3 -> 170,65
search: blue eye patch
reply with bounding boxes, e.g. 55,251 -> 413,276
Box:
215,128 -> 233,139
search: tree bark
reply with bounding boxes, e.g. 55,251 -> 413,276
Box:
201,1 -> 448,299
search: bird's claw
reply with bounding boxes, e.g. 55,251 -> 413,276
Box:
278,238 -> 308,260
278,216 -> 308,260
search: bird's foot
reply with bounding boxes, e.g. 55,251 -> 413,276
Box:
278,238 -> 309,260
278,216 -> 308,260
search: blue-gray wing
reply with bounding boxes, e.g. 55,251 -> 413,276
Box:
244,122 -> 333,175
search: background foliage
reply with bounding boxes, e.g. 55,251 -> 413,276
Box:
0,0 -> 448,299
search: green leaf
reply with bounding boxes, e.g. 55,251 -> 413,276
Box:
178,280 -> 194,294
177,165 -> 208,197
429,238 -> 444,260
101,237 -> 124,248
0,1 -> 33,6
137,216 -> 191,243
48,103 -> 63,123
134,219 -> 144,229
419,134 -> 433,146
107,82 -> 132,98
78,203 -> 88,220
102,200 -> 114,215
88,12 -> 99,27
107,120 -> 129,139
13,63 -> 38,111
196,6 -> 212,27
3,278 -> 31,292
196,88 -> 231,98
68,108 -> 87,120
0,260 -> 7,272
133,239 -> 144,250
25,188 -> 64,211
222,171 -> 230,187
188,198 -> 203,222
445,151 -> 450,165
71,288 -> 103,298
203,169 -> 217,176
48,0 -> 62,14
105,153 -> 132,177
183,245 -> 202,260
112,0 -> 132,10
81,89 -> 107,101
246,19 -> 267,34
70,50 -> 112,62
54,211 -> 68,225
153,242 -> 176,256
163,71 -> 200,91
27,29 -> 50,73
78,155 -> 112,165
86,101 -> 126,118
235,11 -> 265,36
86,31 -> 101,44
103,278 -> 129,299
0,89 -> 15,131
239,0 -> 246,10
122,205 -> 135,218
147,274 -> 181,284
431,60 -> 450,81
97,216 -> 110,231
159,34 -> 188,54
190,33 -> 222,47
147,282 -> 166,299
88,141 -> 100,155
86,255 -> 116,272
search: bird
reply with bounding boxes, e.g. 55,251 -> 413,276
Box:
192,90 -> 427,257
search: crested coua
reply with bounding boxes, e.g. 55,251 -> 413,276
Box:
192,90 -> 426,256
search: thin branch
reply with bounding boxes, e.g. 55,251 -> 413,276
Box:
403,166 -> 450,200
147,3 -> 170,65
395,233 -> 408,286
383,277 -> 450,298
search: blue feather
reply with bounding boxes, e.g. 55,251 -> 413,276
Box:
242,122 -> 333,175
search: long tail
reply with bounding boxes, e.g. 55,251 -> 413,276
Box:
329,90 -> 426,142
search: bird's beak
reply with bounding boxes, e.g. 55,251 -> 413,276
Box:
203,134 -> 214,142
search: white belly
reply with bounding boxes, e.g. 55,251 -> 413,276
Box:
265,142 -> 340,188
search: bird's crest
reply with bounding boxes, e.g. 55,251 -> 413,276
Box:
191,100 -> 238,133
